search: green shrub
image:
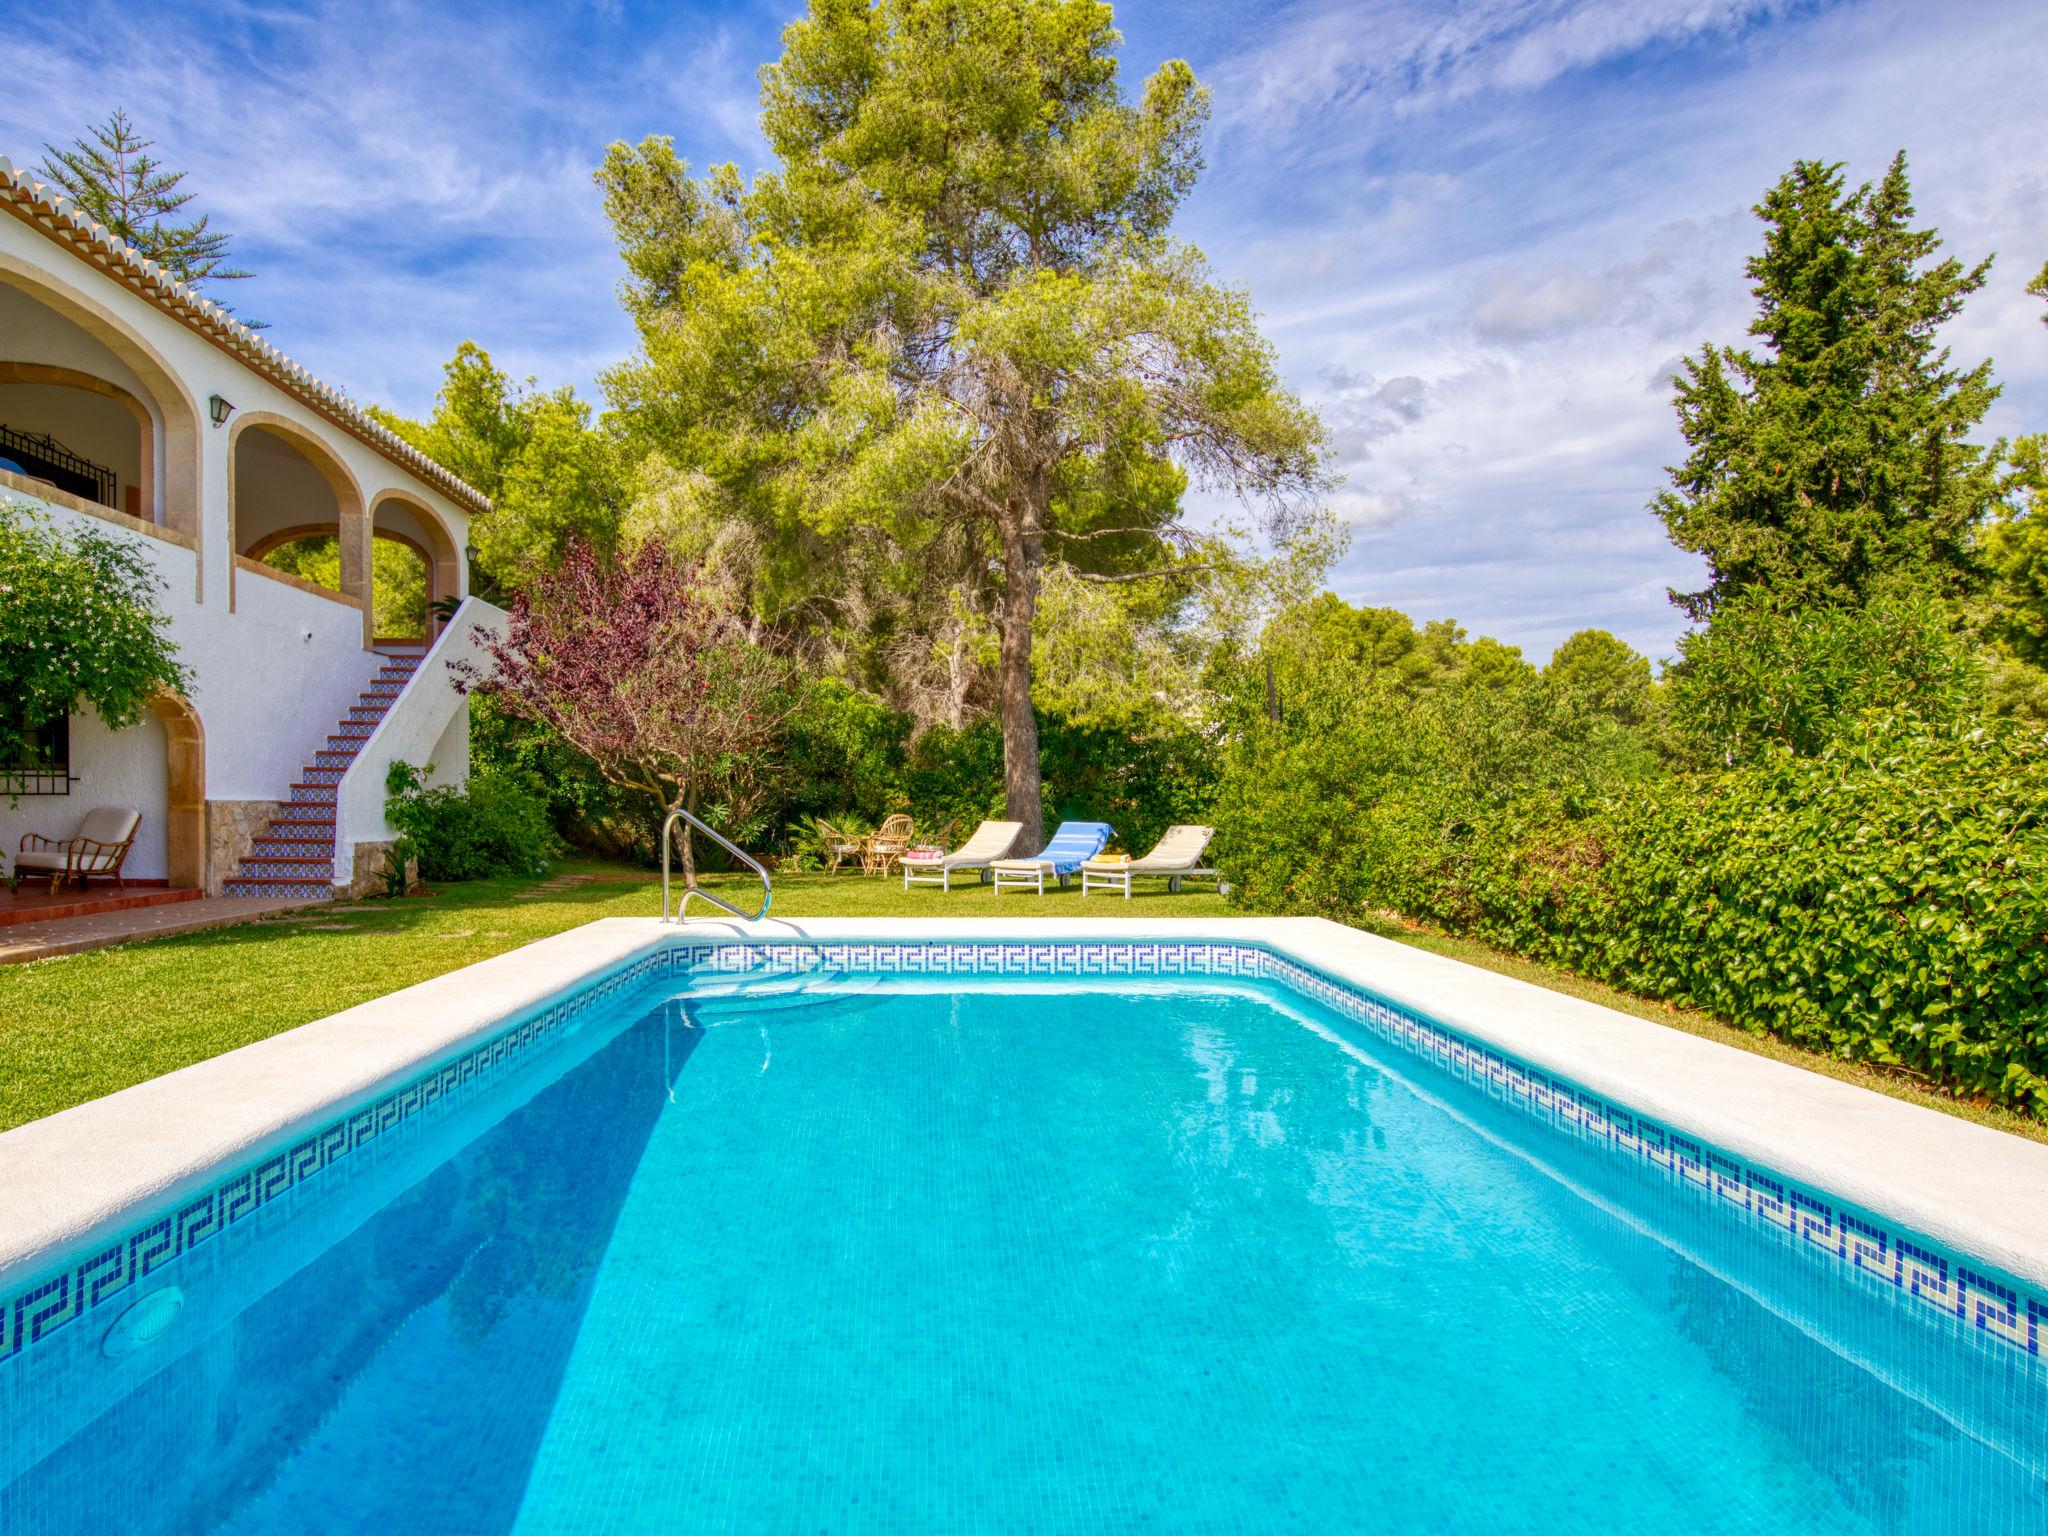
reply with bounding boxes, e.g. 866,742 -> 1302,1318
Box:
385,760 -> 561,883
0,500 -> 190,772
469,694 -> 656,863
780,679 -> 912,829
1664,587 -> 1984,766
1221,715 -> 2048,1114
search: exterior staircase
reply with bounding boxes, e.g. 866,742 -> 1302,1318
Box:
221,645 -> 426,900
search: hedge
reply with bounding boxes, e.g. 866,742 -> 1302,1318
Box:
1220,717 -> 2048,1114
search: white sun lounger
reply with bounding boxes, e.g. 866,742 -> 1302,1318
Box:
901,820 -> 1024,891
1080,825 -> 1218,898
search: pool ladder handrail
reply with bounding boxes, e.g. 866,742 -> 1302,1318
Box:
661,807 -> 772,924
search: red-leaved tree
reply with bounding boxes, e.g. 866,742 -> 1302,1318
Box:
456,539 -> 795,883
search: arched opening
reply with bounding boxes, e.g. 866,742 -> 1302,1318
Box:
0,362 -> 154,520
248,523 -> 434,640
147,691 -> 205,890
0,263 -> 200,536
229,412 -> 370,642
369,492 -> 465,640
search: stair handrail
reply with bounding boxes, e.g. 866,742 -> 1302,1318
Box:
662,807 -> 772,924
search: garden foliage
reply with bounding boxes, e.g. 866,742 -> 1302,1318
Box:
0,501 -> 189,773
384,760 -> 559,883
1220,710 -> 2048,1114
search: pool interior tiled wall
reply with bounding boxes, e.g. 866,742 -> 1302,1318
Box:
3,937 -> 2041,1420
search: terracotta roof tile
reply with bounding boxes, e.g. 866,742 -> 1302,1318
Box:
0,154 -> 491,516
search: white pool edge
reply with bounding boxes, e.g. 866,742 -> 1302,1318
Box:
2,914 -> 2044,1297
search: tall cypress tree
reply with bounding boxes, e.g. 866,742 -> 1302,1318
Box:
1653,153 -> 2000,620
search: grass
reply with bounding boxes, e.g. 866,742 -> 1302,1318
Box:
1,858 -> 2040,1145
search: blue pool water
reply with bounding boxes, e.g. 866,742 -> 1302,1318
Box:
2,961 -> 2043,1533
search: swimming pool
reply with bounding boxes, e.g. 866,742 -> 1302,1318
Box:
2,929 -> 2043,1532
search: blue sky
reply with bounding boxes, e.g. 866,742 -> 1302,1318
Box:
3,0 -> 2043,663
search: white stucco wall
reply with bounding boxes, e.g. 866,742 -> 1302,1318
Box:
0,706 -> 169,881
1,203 -> 485,886
0,283 -> 161,519
211,561 -> 384,798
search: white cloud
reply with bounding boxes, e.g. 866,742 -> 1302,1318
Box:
0,0 -> 768,416
1165,0 -> 2048,661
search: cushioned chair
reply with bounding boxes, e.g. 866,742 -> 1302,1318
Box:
990,821 -> 1115,894
901,820 -> 1023,891
1081,825 -> 1218,898
16,806 -> 142,894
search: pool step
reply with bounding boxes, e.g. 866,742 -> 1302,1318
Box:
682,972 -> 883,1022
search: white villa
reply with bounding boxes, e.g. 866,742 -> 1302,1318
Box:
0,155 -> 506,904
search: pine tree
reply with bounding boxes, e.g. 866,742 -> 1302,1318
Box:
38,110 -> 257,316
1653,153 -> 2000,620
597,0 -> 1329,847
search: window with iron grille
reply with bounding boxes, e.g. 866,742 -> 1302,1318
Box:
1,714 -> 73,796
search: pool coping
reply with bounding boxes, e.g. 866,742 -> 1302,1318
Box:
2,915 -> 2046,1295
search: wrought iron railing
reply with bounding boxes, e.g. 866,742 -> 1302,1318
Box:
0,424 -> 117,508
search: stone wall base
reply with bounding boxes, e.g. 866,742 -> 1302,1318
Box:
338,841 -> 415,899
203,800 -> 283,896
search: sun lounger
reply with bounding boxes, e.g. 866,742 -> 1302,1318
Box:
1081,824 -> 1217,898
990,821 -> 1114,894
901,819 -> 1024,891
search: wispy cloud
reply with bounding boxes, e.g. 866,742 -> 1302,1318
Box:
1,0 -> 2042,666
1143,0 -> 2048,661
0,0 -> 774,412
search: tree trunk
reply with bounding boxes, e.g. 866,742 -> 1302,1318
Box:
944,594 -> 972,731
996,489 -> 1046,851
671,788 -> 698,887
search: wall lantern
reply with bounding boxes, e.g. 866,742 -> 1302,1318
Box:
208,394 -> 235,428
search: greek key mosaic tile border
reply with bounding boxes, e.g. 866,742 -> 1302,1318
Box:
5,937 -> 2041,1383
671,939 -> 2047,1366
0,949 -> 667,1372
1249,947 -> 2046,1368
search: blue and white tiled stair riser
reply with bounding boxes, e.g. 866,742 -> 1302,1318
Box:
1,940 -> 2039,1392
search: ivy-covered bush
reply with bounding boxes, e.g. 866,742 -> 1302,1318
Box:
385,760 -> 560,883
1220,716 -> 2048,1113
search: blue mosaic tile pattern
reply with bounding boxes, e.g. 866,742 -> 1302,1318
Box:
665,938 -> 2048,1366
0,949 -> 667,1371
3,936 -> 2040,1395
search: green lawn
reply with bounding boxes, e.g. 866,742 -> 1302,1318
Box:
1,859 -> 2039,1144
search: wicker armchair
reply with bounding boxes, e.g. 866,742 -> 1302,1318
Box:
865,813 -> 915,876
815,819 -> 869,876
16,806 -> 142,894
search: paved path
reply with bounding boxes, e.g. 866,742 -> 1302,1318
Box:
0,895 -> 323,964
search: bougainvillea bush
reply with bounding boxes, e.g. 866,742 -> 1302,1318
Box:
455,538 -> 796,881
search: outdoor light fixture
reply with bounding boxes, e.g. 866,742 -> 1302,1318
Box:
208,394 -> 234,428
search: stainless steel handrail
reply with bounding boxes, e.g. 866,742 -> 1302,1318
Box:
661,807 -> 772,924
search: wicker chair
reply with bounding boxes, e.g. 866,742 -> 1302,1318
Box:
865,813 -> 915,876
815,819 -> 869,876
16,806 -> 142,894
